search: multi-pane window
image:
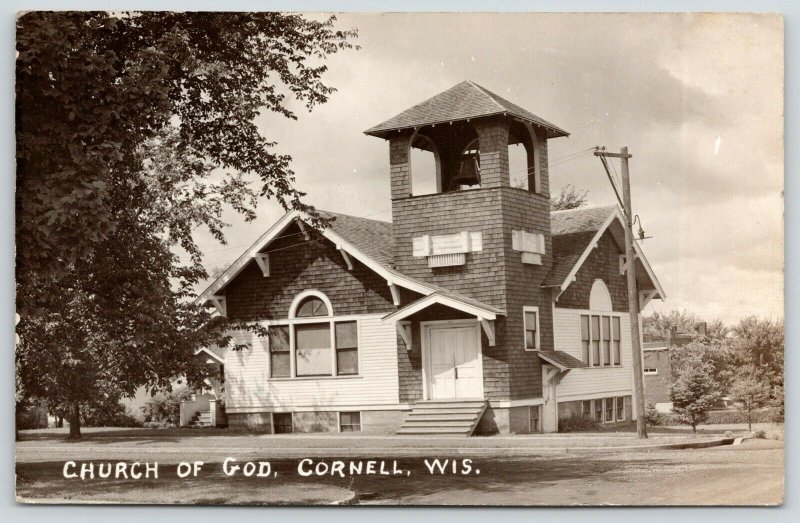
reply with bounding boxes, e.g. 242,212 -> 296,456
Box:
335,322 -> 359,375
580,316 -> 590,364
529,405 -> 541,432
612,317 -> 621,365
267,292 -> 361,379
295,297 -> 329,317
644,368 -> 658,375
339,411 -> 361,432
591,316 -> 601,366
523,307 -> 539,350
584,397 -> 627,423
602,316 -> 611,366
269,326 -> 291,378
580,314 -> 623,367
273,412 -> 293,434
604,398 -> 614,422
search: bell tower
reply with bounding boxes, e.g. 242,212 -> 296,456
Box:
365,81 -> 569,314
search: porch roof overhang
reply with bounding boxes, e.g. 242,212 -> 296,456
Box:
537,350 -> 588,371
194,347 -> 225,365
381,291 -> 506,323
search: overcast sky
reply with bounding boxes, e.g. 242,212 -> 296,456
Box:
194,12 -> 783,325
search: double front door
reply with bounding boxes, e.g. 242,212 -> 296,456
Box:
424,321 -> 484,400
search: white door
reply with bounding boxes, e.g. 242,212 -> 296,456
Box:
427,323 -> 483,399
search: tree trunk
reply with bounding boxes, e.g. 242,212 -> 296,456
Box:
68,402 -> 81,439
57,416 -> 63,428
691,423 -> 697,434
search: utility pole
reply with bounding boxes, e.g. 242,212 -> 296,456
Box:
594,146 -> 648,439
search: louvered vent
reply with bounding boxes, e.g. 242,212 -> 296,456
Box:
428,253 -> 466,268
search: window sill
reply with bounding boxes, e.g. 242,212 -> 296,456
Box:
584,365 -> 624,369
269,375 -> 363,382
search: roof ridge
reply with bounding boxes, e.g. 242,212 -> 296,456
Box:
550,204 -> 618,214
464,80 -> 508,113
318,209 -> 392,226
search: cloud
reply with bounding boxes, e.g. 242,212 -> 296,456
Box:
193,13 -> 783,324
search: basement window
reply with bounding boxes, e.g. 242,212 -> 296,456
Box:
339,411 -> 361,432
528,405 -> 541,433
644,368 -> 658,375
272,412 -> 293,434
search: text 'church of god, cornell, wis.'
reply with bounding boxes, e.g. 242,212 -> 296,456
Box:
181,81 -> 665,436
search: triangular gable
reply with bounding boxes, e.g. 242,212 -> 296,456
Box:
196,210 -> 436,306
544,206 -> 666,301
382,291 -> 505,322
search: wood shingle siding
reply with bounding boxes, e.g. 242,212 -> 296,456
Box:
224,224 -> 397,321
223,315 -> 400,412
557,229 -> 630,312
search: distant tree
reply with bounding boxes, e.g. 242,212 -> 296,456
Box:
551,184 -> 588,210
671,340 -> 733,396
770,384 -> 784,423
729,316 -> 784,388
705,319 -> 729,342
644,309 -> 700,339
670,352 -> 720,433
728,367 -> 771,431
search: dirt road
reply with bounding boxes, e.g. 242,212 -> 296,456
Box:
16,439 -> 782,505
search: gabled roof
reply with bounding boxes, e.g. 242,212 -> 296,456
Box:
318,211 -> 394,267
382,290 -> 505,322
194,346 -> 225,364
364,81 -> 569,139
537,350 -> 588,371
196,210 -> 435,305
544,205 -> 666,301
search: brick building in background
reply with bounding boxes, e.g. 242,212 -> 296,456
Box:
643,322 -> 708,412
183,81 -> 665,435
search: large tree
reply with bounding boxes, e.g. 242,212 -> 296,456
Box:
16,12 -> 357,438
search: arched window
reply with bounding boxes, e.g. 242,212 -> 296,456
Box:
295,296 -> 329,318
270,291 -> 358,379
289,290 -> 333,319
589,279 -> 613,312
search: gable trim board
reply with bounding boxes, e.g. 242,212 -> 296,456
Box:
194,347 -> 225,365
382,291 -> 505,322
196,210 -> 437,306
544,206 -> 665,302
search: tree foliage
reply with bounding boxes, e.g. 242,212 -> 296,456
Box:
669,351 -> 720,432
550,184 -> 588,211
15,12 -> 357,438
727,366 -> 772,431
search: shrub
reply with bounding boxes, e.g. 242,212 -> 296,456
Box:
754,429 -> 766,439
81,395 -> 142,428
140,387 -> 193,427
645,403 -> 663,426
558,413 -> 600,433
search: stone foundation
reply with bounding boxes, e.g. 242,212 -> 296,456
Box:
475,405 -> 542,435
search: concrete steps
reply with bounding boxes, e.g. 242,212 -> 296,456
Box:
397,399 -> 487,437
188,410 -> 212,428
